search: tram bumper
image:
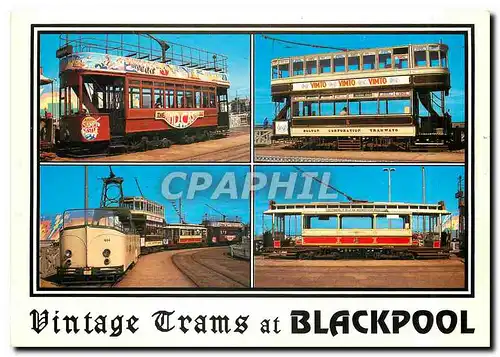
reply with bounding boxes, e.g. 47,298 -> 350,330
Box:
57,266 -> 124,281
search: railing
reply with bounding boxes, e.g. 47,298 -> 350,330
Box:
59,34 -> 228,73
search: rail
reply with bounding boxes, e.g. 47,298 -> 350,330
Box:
59,34 -> 228,73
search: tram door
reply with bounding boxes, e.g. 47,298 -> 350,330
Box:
107,78 -> 125,138
217,87 -> 229,128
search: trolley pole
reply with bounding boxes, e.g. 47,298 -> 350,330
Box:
383,168 -> 395,228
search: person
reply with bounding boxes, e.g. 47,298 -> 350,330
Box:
339,106 -> 348,116
263,117 -> 269,128
155,97 -> 163,108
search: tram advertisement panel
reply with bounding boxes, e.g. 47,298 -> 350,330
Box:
11,11 -> 491,350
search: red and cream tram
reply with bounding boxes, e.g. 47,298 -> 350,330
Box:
265,201 -> 451,259
56,35 -> 230,154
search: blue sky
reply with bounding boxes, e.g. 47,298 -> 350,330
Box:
40,165 -> 250,224
255,33 -> 466,125
254,165 -> 465,235
40,33 -> 250,100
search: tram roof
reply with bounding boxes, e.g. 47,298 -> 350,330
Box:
123,196 -> 164,206
271,43 -> 448,63
264,201 -> 450,215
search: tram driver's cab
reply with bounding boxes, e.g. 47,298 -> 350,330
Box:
217,87 -> 229,128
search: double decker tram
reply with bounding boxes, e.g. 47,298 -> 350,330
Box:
270,43 -> 462,151
265,201 -> 451,259
122,196 -> 166,254
56,34 -> 230,155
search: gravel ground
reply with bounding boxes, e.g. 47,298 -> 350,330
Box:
254,256 -> 465,288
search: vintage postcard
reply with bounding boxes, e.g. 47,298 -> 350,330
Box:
10,9 -> 490,349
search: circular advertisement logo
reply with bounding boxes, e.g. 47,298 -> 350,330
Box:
81,116 -> 101,141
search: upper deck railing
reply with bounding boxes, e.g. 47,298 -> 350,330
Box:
58,34 -> 228,73
270,43 -> 449,82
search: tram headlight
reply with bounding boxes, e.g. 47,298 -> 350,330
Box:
64,250 -> 72,258
102,249 -> 111,257
104,258 -> 110,266
65,259 -> 71,267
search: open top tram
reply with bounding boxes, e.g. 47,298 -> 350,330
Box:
270,43 -> 462,150
56,34 -> 230,154
264,201 -> 451,259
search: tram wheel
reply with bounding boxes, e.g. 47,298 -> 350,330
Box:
331,251 -> 341,260
161,138 -> 171,148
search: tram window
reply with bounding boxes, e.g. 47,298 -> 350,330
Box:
129,87 -> 140,109
363,54 -> 376,70
414,50 -> 427,67
319,102 -> 334,116
293,61 -> 304,76
334,57 -> 346,72
185,90 -> 194,108
376,216 -> 406,229
335,101 -> 348,115
177,90 -> 185,108
142,88 -> 152,108
59,88 -> 67,115
202,91 -> 209,108
360,100 -> 378,115
341,216 -> 373,229
310,102 -> 319,116
306,60 -> 317,75
319,59 -> 331,73
195,90 -> 202,108
309,216 -> 338,229
154,88 -> 164,108
348,56 -> 360,71
165,89 -> 175,108
387,99 -> 411,114
440,50 -> 447,67
429,51 -> 440,67
278,64 -> 289,78
209,92 -> 216,108
379,53 -> 392,69
292,102 -> 300,117
348,101 -> 360,115
394,55 -> 408,69
272,65 -> 278,79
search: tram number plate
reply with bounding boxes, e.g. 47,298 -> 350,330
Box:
83,269 -> 92,276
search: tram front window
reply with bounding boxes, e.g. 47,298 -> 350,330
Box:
440,50 -> 448,67
63,209 -> 130,232
429,51 -> 440,67
278,63 -> 289,78
379,52 -> 392,69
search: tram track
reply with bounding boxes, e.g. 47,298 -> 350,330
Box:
183,143 -> 250,162
172,248 -> 248,288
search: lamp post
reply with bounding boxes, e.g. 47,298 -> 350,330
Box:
383,168 -> 396,228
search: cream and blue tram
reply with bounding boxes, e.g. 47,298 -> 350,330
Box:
58,208 -> 140,282
270,43 -> 459,150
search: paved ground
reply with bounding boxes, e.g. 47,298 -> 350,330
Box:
53,127 -> 250,162
117,246 -> 249,288
116,249 -> 197,288
255,145 -> 465,163
254,256 -> 465,288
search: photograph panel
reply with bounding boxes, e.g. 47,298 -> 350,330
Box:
39,33 -> 251,162
254,33 -> 467,163
39,165 -> 251,289
254,165 -> 466,289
